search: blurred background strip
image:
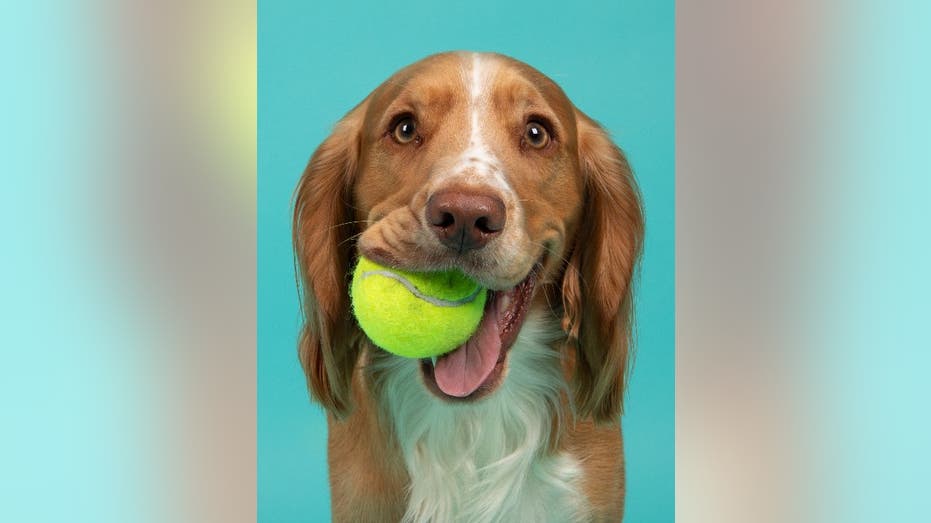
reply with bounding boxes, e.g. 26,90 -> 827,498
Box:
1,1 -> 256,522
677,0 -> 930,522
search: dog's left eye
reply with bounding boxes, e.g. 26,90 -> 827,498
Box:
393,117 -> 418,144
524,121 -> 549,149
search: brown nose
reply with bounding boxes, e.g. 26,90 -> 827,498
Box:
426,190 -> 506,253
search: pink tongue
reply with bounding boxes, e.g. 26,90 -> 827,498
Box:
433,300 -> 501,397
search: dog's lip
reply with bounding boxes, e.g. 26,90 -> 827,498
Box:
361,247 -> 403,269
418,261 -> 542,402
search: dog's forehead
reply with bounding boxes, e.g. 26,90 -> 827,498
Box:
369,53 -> 566,117
381,54 -> 467,106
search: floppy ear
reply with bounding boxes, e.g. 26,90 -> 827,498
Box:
562,111 -> 645,424
292,101 -> 368,418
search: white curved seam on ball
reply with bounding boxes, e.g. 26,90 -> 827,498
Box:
360,270 -> 482,307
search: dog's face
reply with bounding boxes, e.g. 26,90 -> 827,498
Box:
353,53 -> 582,289
294,52 -> 642,420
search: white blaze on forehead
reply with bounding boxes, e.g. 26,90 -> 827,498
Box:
445,53 -> 510,191
467,53 -> 491,152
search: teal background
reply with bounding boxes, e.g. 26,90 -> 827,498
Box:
258,1 -> 674,521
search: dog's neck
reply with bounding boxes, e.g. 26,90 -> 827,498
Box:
367,311 -> 590,523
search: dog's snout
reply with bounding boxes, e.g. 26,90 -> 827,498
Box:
426,190 -> 506,253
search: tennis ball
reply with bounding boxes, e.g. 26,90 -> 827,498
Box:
350,256 -> 487,359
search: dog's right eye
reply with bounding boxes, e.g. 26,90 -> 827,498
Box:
392,117 -> 418,144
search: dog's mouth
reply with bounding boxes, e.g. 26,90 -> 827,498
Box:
420,264 -> 540,401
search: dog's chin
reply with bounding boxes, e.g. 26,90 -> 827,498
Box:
417,262 -> 541,402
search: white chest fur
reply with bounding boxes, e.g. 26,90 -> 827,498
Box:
374,312 -> 590,523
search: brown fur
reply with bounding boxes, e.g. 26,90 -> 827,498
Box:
293,52 -> 643,521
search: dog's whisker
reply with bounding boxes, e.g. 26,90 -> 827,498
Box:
336,231 -> 365,249
325,219 -> 372,232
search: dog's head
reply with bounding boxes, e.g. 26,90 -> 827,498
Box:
293,52 -> 643,423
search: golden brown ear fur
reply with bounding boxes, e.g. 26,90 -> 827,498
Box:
562,111 -> 645,424
292,102 -> 368,418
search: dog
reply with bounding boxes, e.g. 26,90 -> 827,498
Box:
292,51 -> 644,522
